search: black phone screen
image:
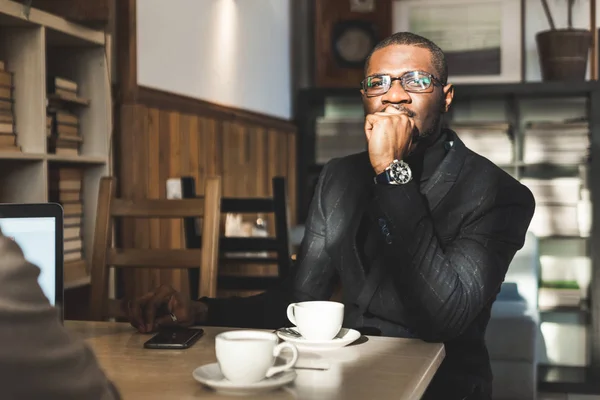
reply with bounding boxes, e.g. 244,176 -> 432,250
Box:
143,328 -> 204,349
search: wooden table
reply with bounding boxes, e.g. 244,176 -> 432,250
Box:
66,321 -> 444,400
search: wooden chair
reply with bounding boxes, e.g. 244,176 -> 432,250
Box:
186,177 -> 292,298
89,176 -> 222,321
217,176 -> 292,292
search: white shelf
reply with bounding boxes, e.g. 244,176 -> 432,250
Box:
0,152 -> 44,161
0,0 -> 104,46
0,1 -> 111,290
46,154 -> 107,165
64,275 -> 91,290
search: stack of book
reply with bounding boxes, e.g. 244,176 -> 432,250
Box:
449,121 -> 513,165
0,61 -> 19,152
46,76 -> 82,156
49,167 -> 84,264
520,177 -> 582,237
523,120 -> 589,165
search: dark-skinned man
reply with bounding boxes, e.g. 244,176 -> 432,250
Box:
125,32 -> 535,400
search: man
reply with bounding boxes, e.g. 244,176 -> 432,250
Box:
126,32 -> 535,399
0,229 -> 120,399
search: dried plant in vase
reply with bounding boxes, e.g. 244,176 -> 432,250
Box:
536,0 -> 592,80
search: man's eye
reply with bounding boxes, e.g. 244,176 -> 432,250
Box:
406,77 -> 431,88
368,78 -> 384,87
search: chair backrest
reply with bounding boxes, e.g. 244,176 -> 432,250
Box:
216,176 -> 292,294
89,176 -> 222,320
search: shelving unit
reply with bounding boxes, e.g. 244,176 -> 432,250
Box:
296,82 -> 600,218
294,81 -> 600,390
0,0 -> 111,289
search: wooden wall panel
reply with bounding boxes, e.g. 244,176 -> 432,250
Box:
117,99 -> 297,300
111,0 -> 297,305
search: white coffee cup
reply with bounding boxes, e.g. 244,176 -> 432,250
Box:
215,330 -> 299,384
286,301 -> 344,341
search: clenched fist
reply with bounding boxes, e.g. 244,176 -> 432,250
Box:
364,106 -> 416,174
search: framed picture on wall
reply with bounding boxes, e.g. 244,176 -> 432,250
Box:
393,0 -> 523,83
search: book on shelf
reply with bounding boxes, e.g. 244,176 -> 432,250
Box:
46,115 -> 52,137
523,119 -> 589,165
63,258 -> 89,284
46,80 -> 82,156
47,76 -> 80,101
0,61 -> 19,153
49,167 -> 85,264
449,121 -> 513,165
539,287 -> 584,309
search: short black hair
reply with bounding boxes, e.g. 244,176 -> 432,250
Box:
364,32 -> 448,84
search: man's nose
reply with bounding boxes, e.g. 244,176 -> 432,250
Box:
381,81 -> 411,104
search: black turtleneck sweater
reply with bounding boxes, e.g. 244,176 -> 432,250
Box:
357,132 -> 449,275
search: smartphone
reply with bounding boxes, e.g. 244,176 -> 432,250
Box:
143,328 -> 204,349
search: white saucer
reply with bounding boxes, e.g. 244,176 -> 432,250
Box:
276,327 -> 361,351
192,363 -> 296,396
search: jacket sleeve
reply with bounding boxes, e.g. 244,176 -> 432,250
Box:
202,160 -> 337,329
370,176 -> 535,342
0,230 -> 120,400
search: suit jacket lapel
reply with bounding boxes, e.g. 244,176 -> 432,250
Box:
422,131 -> 468,211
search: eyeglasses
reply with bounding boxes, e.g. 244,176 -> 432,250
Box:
361,71 -> 444,97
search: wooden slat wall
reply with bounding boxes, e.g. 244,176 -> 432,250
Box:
112,0 -> 297,302
117,102 -> 297,300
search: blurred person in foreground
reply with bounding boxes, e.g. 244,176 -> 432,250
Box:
125,32 -> 535,400
0,229 -> 120,399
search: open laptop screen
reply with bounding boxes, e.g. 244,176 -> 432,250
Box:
0,204 -> 63,311
0,217 -> 57,305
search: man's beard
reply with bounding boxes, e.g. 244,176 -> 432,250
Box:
413,95 -> 446,143
414,112 -> 442,143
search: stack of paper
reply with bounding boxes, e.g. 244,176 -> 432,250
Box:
523,120 -> 589,165
450,121 -> 513,165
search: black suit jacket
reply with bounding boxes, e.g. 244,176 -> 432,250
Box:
203,130 -> 535,399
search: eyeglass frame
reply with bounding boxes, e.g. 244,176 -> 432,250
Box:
360,70 -> 446,97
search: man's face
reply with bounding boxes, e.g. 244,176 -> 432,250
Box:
361,44 -> 454,142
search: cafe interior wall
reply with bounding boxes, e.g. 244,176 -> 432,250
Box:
136,0 -> 293,120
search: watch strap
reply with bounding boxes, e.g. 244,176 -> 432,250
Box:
374,169 -> 392,184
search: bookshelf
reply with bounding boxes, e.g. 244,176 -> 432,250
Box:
295,82 -> 600,374
0,0 -> 111,289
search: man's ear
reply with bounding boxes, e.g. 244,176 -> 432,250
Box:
442,84 -> 454,113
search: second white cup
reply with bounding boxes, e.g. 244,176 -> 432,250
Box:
286,301 -> 344,341
215,330 -> 299,384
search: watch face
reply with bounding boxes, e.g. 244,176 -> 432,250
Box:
389,160 -> 412,184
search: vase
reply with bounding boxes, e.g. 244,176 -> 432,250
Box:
536,29 -> 592,81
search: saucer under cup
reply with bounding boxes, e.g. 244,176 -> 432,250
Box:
193,363 -> 297,396
215,330 -> 298,385
286,301 -> 344,341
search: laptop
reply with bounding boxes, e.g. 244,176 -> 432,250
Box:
0,203 -> 64,319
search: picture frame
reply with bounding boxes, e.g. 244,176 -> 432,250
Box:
393,0 -> 523,83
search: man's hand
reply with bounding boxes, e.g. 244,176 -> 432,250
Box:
123,285 -> 208,333
364,106 -> 415,174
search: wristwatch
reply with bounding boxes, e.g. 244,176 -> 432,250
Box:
374,159 -> 413,185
